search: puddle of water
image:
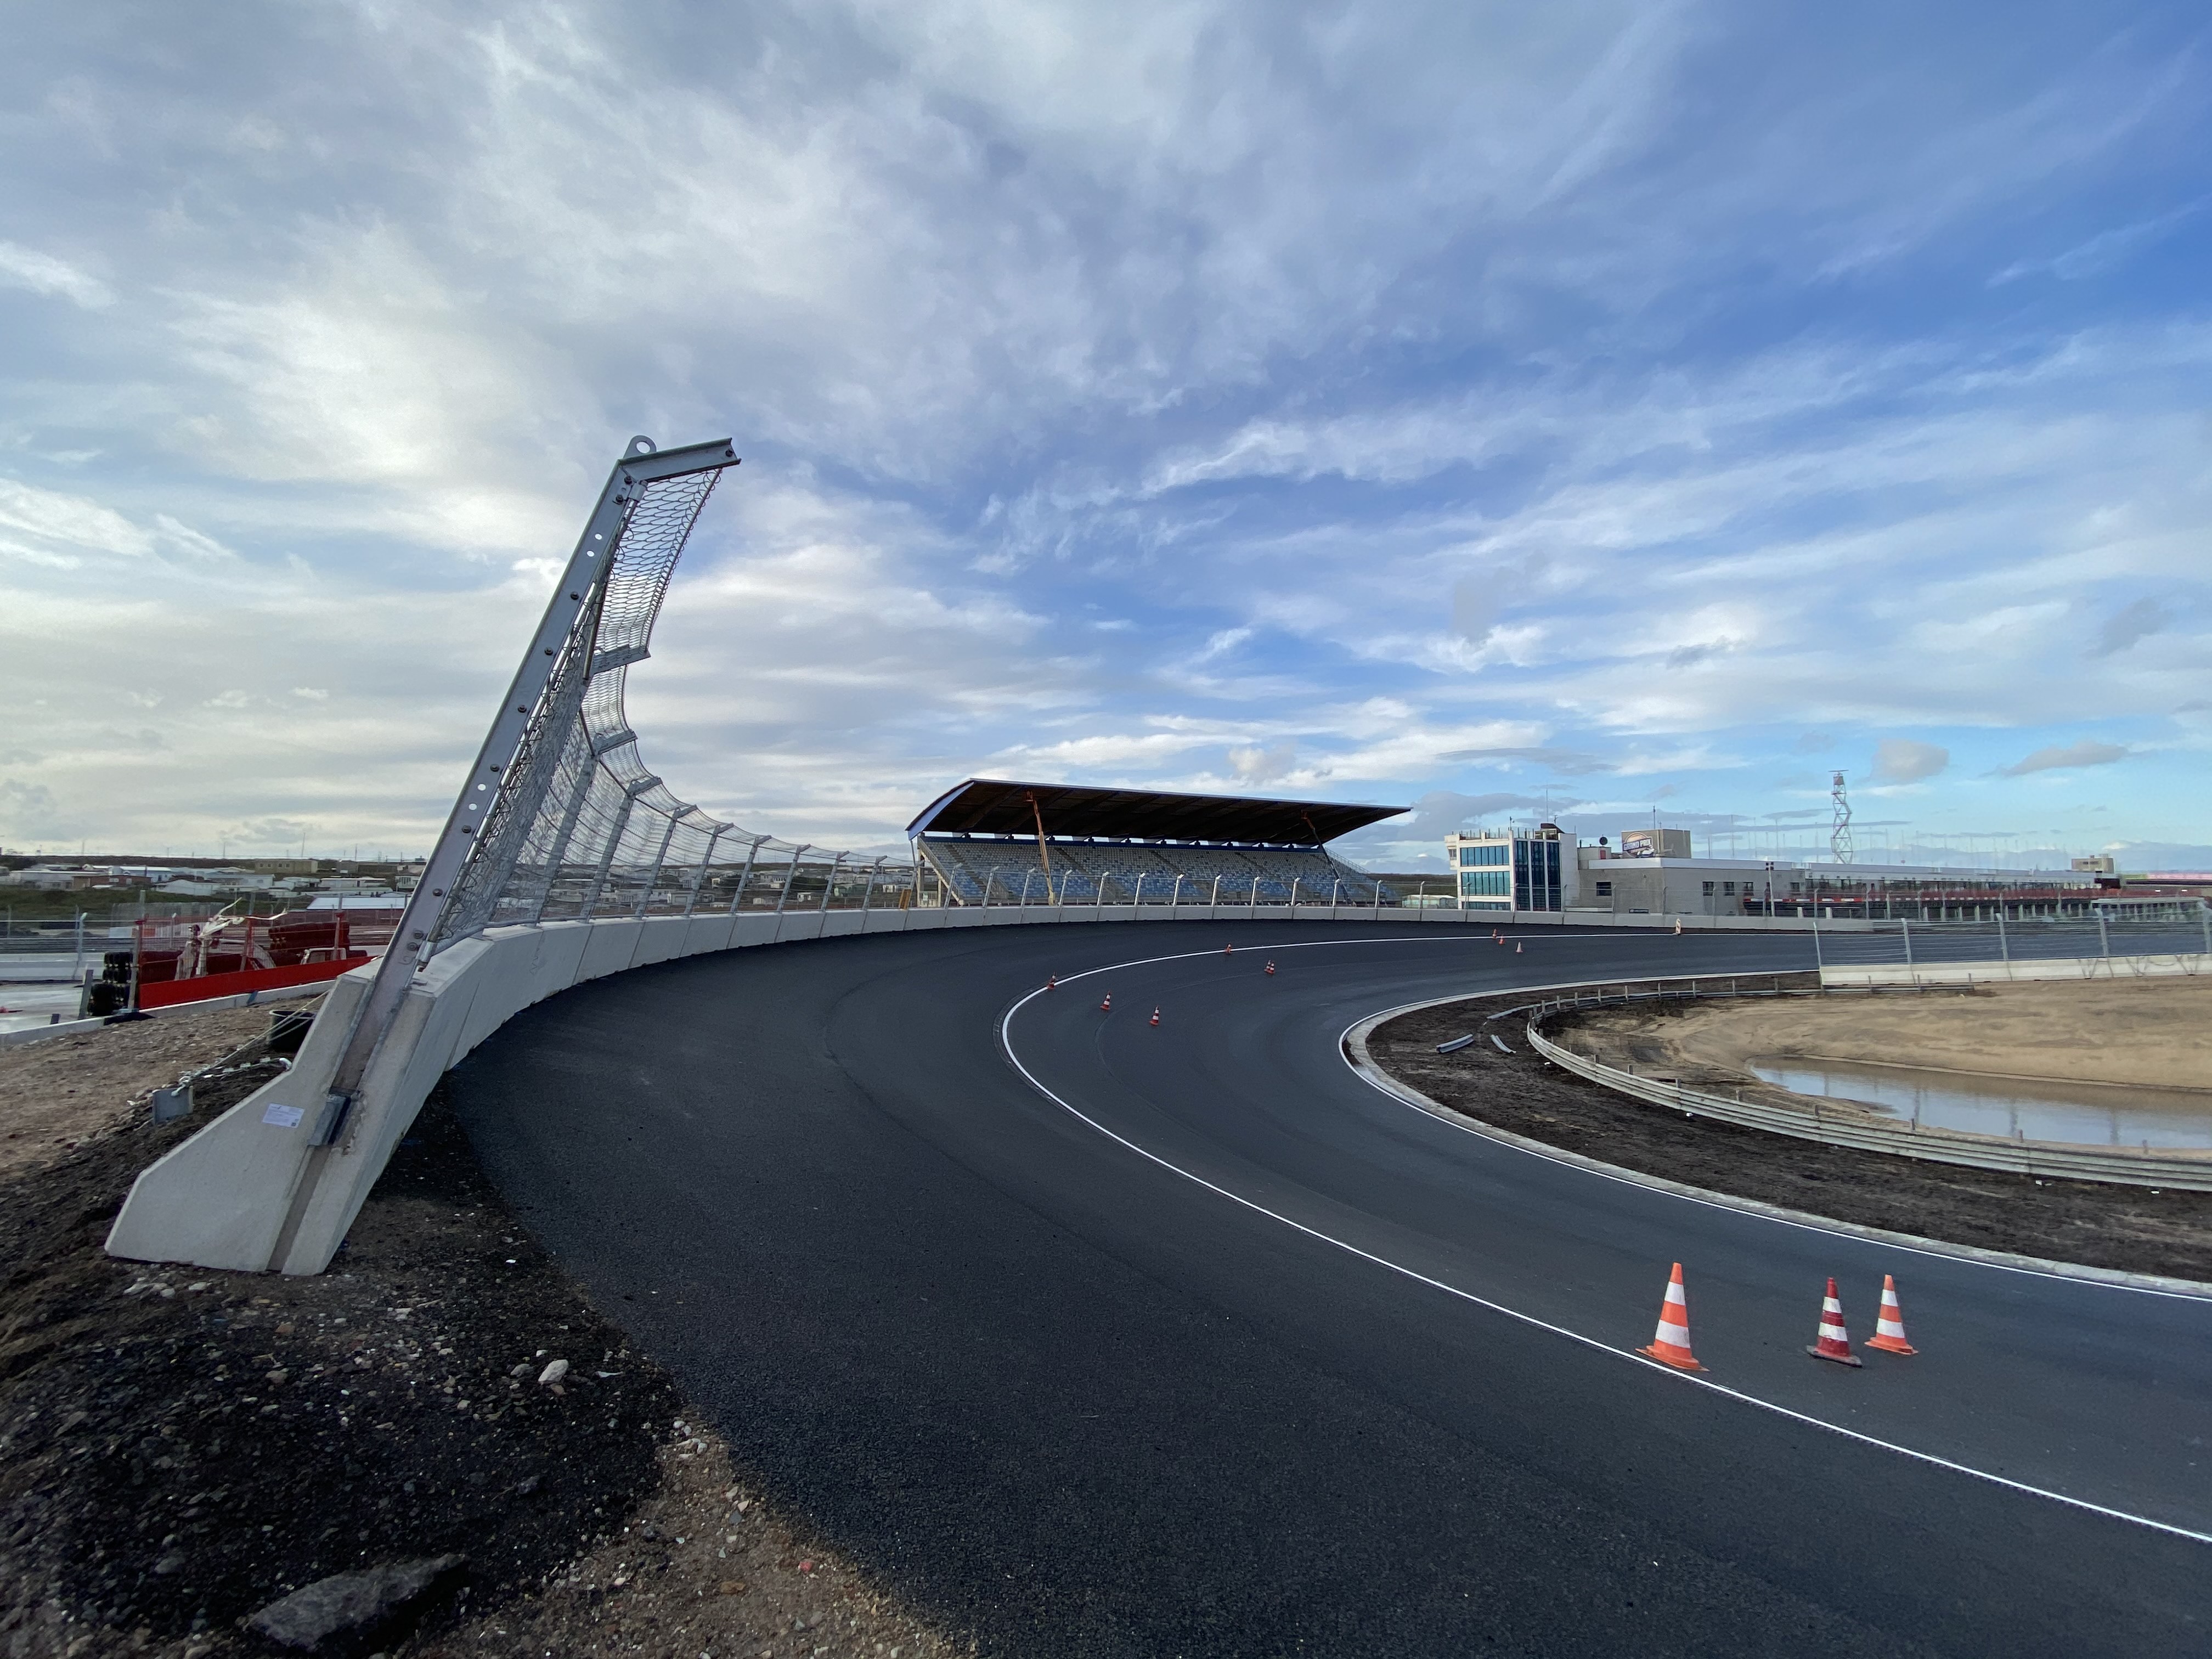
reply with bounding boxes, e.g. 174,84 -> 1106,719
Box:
1750,1057 -> 2212,1150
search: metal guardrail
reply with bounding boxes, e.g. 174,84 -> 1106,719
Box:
1521,981 -> 2212,1192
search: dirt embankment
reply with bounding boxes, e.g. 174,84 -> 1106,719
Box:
1,1014 -> 968,1658
0,1007 -> 274,1182
1581,978 -> 2212,1095
1368,988 -> 2212,1283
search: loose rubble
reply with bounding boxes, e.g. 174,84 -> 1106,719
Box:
1,1014 -> 970,1658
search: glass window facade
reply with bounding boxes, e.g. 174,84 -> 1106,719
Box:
1511,836 -> 1562,911
1451,831 -> 1564,911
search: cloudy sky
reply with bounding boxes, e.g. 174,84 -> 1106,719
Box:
3,3 -> 2208,870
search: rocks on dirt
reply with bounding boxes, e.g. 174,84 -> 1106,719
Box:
535,1357 -> 569,1386
246,1553 -> 465,1650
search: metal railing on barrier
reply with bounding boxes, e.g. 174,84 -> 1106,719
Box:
1517,979 -> 2212,1192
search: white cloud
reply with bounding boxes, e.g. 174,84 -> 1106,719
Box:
2002,740 -> 2128,777
1870,739 -> 1950,785
0,241 -> 112,308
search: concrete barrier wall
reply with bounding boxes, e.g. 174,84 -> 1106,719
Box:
1822,954 -> 2209,988
105,899 -> 1843,1276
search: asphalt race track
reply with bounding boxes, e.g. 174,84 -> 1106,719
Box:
447,922 -> 2212,1656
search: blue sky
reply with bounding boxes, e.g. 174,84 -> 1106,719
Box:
2,3 -> 2208,871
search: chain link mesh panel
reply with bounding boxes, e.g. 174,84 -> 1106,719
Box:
431,463 -> 915,949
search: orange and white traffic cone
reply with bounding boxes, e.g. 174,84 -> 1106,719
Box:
1100,994 -> 1111,1012
1807,1277 -> 1863,1367
1224,943 -> 1234,954
1046,975 -> 1057,991
1638,1263 -> 1705,1372
1265,960 -> 1276,975
1149,1007 -> 1160,1026
1865,1274 -> 1916,1355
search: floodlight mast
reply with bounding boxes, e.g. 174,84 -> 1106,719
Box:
302,436 -> 740,1158
1830,771 -> 1854,865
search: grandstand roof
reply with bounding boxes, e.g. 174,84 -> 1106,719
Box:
906,778 -> 1406,846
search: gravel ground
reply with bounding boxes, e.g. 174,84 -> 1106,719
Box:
0,1008 -> 274,1181
1370,984 -> 2212,1283
1,1016 -> 969,1659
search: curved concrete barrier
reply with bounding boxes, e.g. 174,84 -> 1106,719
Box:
105,902 -> 1841,1275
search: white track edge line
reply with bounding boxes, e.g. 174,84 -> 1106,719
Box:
999,963 -> 2212,1548
1037,935 -> 2210,1301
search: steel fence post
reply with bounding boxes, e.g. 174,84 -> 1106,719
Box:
820,850 -> 846,913
775,846 -> 810,915
579,783 -> 652,918
632,810 -> 684,921
681,825 -> 725,919
725,836 -> 766,916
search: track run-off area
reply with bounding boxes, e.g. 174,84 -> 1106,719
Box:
447,921 -> 2212,1657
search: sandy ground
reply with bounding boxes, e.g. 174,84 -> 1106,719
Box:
1,1012 -> 968,1658
0,1007 -> 272,1180
1579,978 -> 2212,1094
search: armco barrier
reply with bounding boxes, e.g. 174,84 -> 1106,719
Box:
108,902 -> 1843,1274
1524,1003 -> 2212,1192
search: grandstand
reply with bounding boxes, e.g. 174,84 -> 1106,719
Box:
906,778 -> 1406,907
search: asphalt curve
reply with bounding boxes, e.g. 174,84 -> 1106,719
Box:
447,922 -> 2212,1656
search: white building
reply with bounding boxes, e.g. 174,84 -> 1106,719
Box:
1444,825 -> 1573,912
1447,822 -> 2104,918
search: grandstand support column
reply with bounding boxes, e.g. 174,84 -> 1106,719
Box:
725,835 -> 766,916
681,825 -> 725,919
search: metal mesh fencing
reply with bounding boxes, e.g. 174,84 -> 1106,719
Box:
430,462 -> 916,951
1812,912 -> 2212,970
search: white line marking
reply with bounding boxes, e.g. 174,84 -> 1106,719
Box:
1000,941 -> 2212,1547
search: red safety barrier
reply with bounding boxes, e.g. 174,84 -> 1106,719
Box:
137,955 -> 369,1010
